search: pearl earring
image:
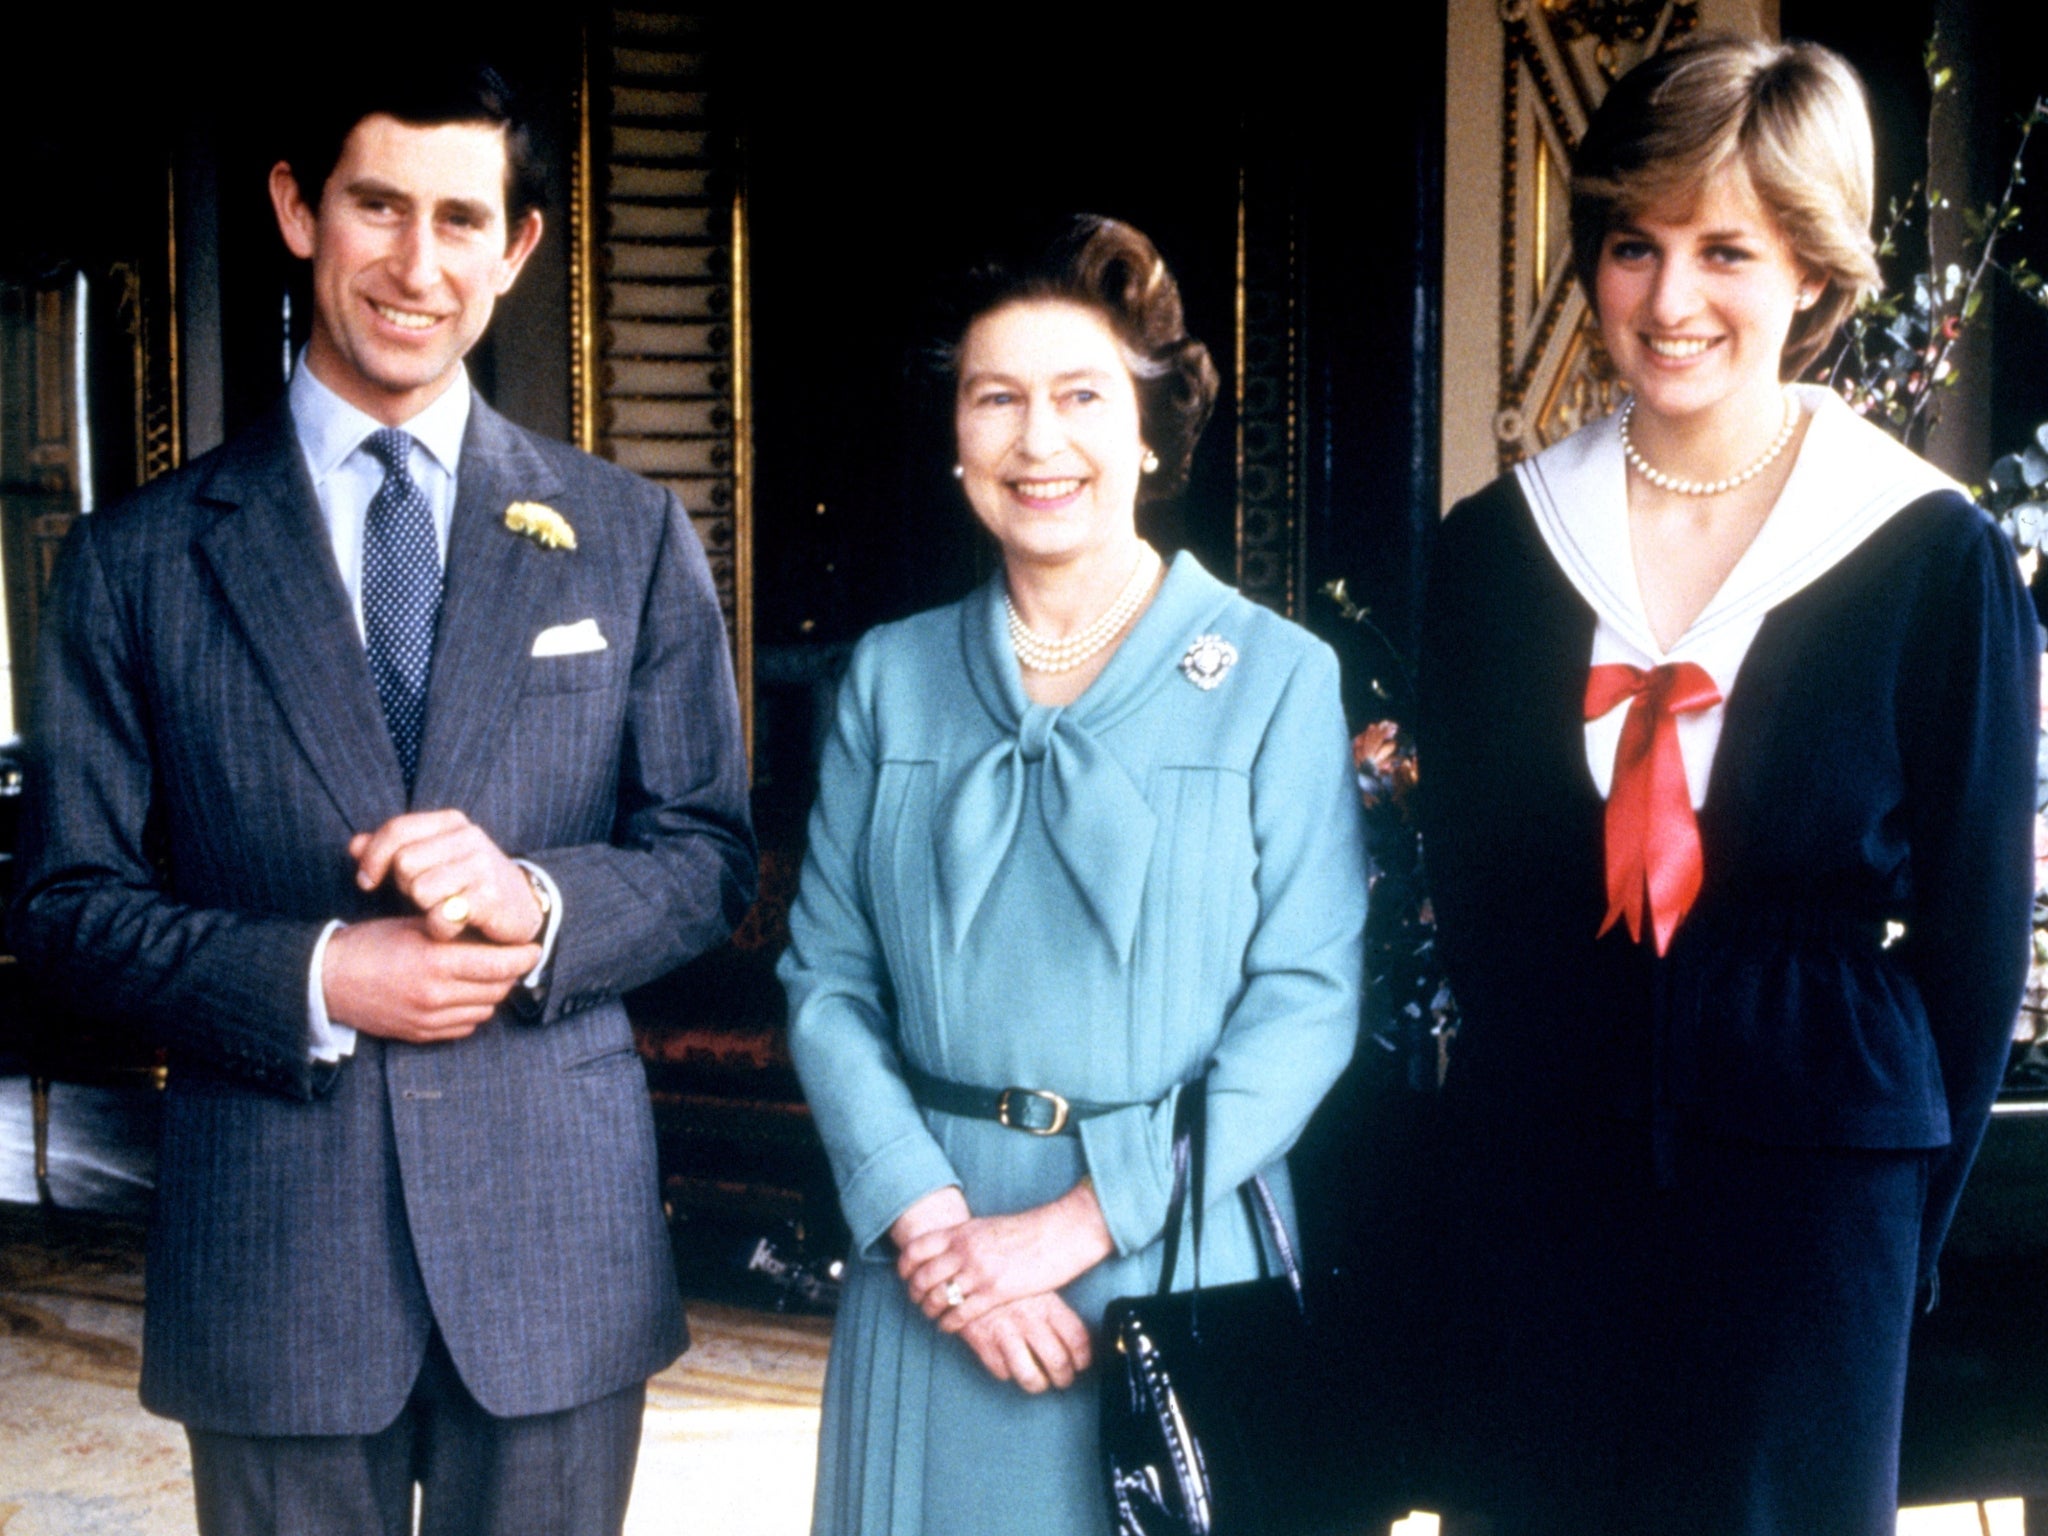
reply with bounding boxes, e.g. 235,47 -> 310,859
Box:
952,464 -> 964,480
1141,449 -> 1160,475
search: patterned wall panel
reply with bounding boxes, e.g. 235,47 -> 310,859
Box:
0,209 -> 179,741
1442,0 -> 1772,503
571,9 -> 751,734
1235,187 -> 1307,618
122,171 -> 183,493
0,281 -> 80,741
1492,0 -> 1699,471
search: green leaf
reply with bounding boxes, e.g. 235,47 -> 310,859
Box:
1990,454 -> 2030,494
2026,439 -> 2048,486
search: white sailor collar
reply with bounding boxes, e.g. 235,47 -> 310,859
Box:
1515,383 -> 1962,662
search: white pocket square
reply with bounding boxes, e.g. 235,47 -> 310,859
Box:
531,619 -> 608,657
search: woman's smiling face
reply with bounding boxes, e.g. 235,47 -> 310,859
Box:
953,299 -> 1148,570
1594,162 -> 1816,432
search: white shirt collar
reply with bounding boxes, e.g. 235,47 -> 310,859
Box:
287,357 -> 473,482
1515,383 -> 1960,661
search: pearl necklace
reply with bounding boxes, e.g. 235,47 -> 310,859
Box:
1005,546 -> 1161,675
1619,393 -> 1800,497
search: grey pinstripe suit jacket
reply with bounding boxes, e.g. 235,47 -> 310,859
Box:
8,396 -> 755,1435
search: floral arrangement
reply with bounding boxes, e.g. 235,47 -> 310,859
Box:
1819,48 -> 2048,1082
1982,424 -> 2048,568
1325,580 -> 1459,1092
1820,50 -> 2044,459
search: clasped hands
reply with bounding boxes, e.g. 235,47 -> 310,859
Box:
889,1179 -> 1114,1395
321,809 -> 546,1043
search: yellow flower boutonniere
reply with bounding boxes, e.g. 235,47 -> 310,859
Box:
504,501 -> 577,551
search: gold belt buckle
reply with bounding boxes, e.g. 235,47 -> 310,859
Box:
997,1087 -> 1071,1136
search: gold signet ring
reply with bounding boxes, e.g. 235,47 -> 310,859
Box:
440,894 -> 472,926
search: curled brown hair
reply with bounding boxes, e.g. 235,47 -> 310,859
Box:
928,215 -> 1220,501
1571,34 -> 1881,377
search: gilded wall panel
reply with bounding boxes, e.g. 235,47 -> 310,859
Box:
1441,0 -> 1776,504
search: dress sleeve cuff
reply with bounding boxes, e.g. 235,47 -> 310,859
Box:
838,1132 -> 965,1263
306,920 -> 358,1064
1078,1092 -> 1180,1257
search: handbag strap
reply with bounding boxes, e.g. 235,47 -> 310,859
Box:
1151,1072 -> 1306,1317
1153,1075 -> 1205,1299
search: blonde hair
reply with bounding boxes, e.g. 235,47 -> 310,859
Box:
1570,34 -> 1881,377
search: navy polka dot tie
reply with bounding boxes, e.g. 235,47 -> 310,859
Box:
361,429 -> 442,789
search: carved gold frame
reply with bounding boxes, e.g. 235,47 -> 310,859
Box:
1492,0 -> 1699,471
1234,169 -> 1307,619
571,36 -> 601,458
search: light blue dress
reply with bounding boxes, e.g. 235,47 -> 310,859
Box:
780,552 -> 1368,1536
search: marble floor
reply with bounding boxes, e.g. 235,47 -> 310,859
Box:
0,1075 -> 2028,1535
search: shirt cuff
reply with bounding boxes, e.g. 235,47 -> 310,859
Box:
307,920 -> 359,1064
514,859 -> 564,991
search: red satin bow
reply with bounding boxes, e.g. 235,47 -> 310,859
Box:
1584,662 -> 1721,956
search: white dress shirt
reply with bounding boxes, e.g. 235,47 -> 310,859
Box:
287,360 -> 563,1061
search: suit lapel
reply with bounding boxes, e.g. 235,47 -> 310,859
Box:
410,398 -> 565,812
196,405 -> 408,832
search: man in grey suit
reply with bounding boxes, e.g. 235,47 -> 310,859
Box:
8,58 -> 754,1536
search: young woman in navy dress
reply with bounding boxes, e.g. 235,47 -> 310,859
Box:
1420,36 -> 2039,1534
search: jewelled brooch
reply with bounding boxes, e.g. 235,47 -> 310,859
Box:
1179,634 -> 1239,691
504,501 -> 577,551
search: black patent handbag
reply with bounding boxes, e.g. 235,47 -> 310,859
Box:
1099,1075 -> 1404,1536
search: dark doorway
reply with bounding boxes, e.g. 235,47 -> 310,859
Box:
736,18 -> 1447,838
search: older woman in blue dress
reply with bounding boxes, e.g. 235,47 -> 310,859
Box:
1419,37 -> 2038,1534
779,215 -> 1367,1535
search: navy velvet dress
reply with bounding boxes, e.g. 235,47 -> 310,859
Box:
1417,407 -> 2039,1535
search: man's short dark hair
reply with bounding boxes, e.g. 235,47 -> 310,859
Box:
281,56 -> 546,235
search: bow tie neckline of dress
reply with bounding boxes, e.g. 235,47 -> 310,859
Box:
935,554 -> 1235,960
